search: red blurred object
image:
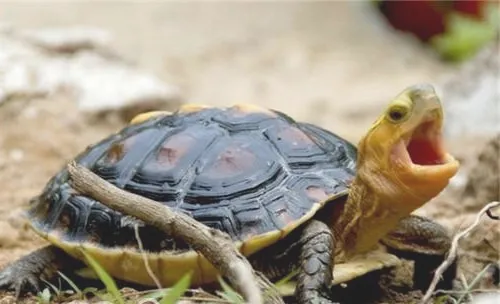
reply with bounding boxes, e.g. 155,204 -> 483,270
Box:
378,0 -> 487,42
452,0 -> 486,18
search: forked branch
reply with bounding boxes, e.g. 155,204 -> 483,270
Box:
420,201 -> 500,304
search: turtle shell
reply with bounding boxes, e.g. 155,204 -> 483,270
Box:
27,104 -> 357,286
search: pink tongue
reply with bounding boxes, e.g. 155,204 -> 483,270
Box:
407,139 -> 441,165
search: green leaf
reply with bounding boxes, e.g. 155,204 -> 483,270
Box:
266,269 -> 298,298
80,249 -> 125,304
274,269 -> 298,287
82,286 -> 99,293
40,278 -> 60,297
432,6 -> 498,62
216,276 -> 244,304
159,271 -> 192,304
434,295 -> 457,304
57,271 -> 83,298
37,288 -> 52,304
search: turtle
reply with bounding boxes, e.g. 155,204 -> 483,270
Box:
0,84 -> 460,303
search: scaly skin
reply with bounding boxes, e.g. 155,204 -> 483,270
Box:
381,215 -> 456,291
294,220 -> 335,304
250,212 -> 455,302
0,246 -> 81,298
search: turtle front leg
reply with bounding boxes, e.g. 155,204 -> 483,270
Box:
0,245 -> 81,298
295,219 -> 336,304
249,219 -> 337,303
381,215 -> 456,291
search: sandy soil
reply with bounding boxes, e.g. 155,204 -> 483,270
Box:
0,2 -> 498,303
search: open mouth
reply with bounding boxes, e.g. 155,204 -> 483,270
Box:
391,111 -> 457,174
406,120 -> 446,166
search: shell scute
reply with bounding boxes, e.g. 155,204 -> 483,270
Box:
134,124 -> 223,190
298,123 -> 357,170
231,201 -> 277,240
261,193 -> 304,228
211,106 -> 276,131
188,134 -> 283,199
188,205 -> 240,238
29,106 -> 357,256
264,118 -> 354,173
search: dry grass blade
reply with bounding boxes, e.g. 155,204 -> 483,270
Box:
134,223 -> 163,290
67,162 -> 284,304
455,263 -> 499,303
420,201 -> 500,304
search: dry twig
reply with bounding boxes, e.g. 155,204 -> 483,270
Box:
420,201 -> 500,304
67,162 -> 285,304
486,208 -> 499,220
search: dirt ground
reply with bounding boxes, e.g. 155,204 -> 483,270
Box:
0,2 -> 498,303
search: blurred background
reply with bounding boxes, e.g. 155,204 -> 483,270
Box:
0,1 -> 498,303
1,1 -> 498,140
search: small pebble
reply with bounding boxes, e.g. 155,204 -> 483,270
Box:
8,149 -> 24,162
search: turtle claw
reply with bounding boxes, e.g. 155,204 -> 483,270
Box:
0,262 -> 42,298
0,246 -> 71,299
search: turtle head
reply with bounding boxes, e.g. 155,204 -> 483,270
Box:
356,83 -> 459,210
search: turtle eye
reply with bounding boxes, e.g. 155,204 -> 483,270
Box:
387,106 -> 409,123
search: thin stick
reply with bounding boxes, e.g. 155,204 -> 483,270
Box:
67,162 -> 283,304
134,223 -> 163,290
420,201 -> 500,304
